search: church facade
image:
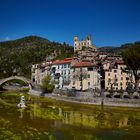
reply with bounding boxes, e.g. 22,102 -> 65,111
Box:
74,35 -> 97,52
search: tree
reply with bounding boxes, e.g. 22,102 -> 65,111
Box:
122,46 -> 140,90
97,62 -> 105,89
72,68 -> 88,90
41,75 -> 55,93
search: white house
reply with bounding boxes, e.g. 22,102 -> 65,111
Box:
51,58 -> 72,88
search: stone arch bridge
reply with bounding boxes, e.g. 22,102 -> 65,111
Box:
0,76 -> 32,89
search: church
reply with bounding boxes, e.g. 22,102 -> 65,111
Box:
74,35 -> 97,52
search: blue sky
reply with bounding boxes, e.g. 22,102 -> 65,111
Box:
0,0 -> 140,47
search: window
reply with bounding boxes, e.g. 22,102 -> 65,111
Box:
126,77 -> 129,80
88,74 -> 90,78
108,78 -> 111,83
64,64 -> 66,68
58,65 -> 59,69
63,76 -> 66,81
88,67 -> 93,71
108,73 -> 110,76
88,82 -> 90,86
120,82 -> 123,86
114,83 -> 118,86
114,70 -> 117,73
121,77 -> 123,80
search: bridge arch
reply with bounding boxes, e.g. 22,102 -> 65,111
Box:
0,76 -> 32,90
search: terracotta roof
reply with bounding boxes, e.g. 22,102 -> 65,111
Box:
64,57 -> 73,61
72,61 -> 96,68
52,58 -> 72,65
116,60 -> 125,65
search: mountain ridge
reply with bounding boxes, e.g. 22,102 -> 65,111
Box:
98,41 -> 140,53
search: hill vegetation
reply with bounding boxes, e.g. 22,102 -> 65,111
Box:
0,36 -> 74,78
98,41 -> 140,54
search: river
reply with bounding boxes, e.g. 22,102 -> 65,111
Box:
0,91 -> 140,140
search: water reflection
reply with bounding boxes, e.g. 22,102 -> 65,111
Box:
19,108 -> 25,119
0,94 -> 140,140
29,99 -> 140,130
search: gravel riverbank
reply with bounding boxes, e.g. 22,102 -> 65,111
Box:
44,94 -> 140,108
29,89 -> 140,108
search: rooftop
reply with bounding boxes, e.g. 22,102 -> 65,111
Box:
116,60 -> 125,65
52,58 -> 73,65
72,61 -> 96,68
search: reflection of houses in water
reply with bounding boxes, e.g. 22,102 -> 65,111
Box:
29,104 -> 132,129
62,111 -> 97,127
58,108 -> 110,128
29,103 -> 134,130
57,107 -> 132,129
118,116 -> 129,128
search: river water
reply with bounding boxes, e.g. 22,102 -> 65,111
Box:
0,92 -> 140,140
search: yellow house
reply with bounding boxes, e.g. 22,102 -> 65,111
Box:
105,60 -> 131,90
70,61 -> 101,91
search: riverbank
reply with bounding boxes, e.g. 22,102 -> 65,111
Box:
28,89 -> 140,108
44,94 -> 140,108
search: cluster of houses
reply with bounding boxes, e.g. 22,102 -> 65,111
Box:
31,36 -> 138,91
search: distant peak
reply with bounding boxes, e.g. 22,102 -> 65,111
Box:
18,35 -> 50,43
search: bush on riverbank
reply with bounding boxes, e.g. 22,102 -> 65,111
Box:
41,75 -> 55,93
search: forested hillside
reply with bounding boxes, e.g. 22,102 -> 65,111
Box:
98,41 -> 140,54
0,36 -> 74,78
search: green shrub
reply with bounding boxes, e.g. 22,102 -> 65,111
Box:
41,75 -> 55,93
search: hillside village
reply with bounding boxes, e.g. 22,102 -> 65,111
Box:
31,36 -> 139,92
